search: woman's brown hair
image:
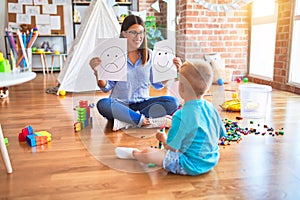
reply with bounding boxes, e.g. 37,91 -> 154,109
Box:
120,15 -> 148,65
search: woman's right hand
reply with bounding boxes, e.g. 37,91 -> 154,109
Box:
89,57 -> 101,74
89,57 -> 107,88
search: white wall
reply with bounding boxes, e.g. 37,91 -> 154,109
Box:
1,0 -> 74,58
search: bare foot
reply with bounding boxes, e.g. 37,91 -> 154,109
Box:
142,118 -> 151,126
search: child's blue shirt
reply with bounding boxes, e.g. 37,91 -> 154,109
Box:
166,99 -> 226,176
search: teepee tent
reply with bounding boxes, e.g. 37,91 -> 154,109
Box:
57,0 -> 120,92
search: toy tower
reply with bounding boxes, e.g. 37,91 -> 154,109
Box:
74,100 -> 92,132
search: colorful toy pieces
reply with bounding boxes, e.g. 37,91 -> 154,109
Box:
18,125 -> 51,147
73,100 -> 93,132
219,118 -> 285,146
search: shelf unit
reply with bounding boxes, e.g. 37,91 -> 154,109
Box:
113,1 -> 139,24
4,35 -> 67,73
72,0 -> 138,38
72,0 -> 91,39
114,1 -> 132,24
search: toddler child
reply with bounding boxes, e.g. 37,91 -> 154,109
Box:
115,60 -> 227,175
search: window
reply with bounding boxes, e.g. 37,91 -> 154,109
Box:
249,0 -> 277,79
289,0 -> 300,84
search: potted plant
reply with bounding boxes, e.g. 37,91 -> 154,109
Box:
145,16 -> 165,49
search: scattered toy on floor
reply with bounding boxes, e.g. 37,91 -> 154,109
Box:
220,98 -> 240,112
58,90 -> 66,96
217,78 -> 224,86
219,118 -> 285,146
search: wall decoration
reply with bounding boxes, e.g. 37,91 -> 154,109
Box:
194,0 -> 252,12
7,0 -> 65,35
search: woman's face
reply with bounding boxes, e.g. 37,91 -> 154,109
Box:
122,24 -> 145,51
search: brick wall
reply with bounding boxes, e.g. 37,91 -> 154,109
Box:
139,0 -> 249,79
137,0 -> 300,94
175,0 -> 250,79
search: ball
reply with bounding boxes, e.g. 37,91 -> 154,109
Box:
236,78 -> 241,83
217,78 -> 224,86
59,90 -> 66,96
243,77 -> 248,83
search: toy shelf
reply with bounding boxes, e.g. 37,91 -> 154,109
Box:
72,0 -> 93,38
72,1 -> 138,38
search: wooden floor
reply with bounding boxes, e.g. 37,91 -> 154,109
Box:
1,73 -> 300,199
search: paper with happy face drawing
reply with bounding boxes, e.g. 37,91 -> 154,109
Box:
152,40 -> 177,82
96,38 -> 127,81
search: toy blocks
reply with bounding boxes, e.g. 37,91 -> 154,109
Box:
73,100 -> 93,132
220,118 -> 285,147
18,126 -> 52,147
26,131 -> 51,147
74,122 -> 81,132
35,131 -> 51,142
19,125 -> 34,141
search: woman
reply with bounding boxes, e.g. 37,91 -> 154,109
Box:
90,15 -> 182,131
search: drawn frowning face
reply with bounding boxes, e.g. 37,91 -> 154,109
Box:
100,46 -> 126,73
153,46 -> 174,73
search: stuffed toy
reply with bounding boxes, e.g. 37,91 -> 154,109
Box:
0,87 -> 9,98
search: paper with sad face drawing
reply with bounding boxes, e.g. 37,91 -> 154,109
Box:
96,38 -> 127,81
152,40 -> 177,82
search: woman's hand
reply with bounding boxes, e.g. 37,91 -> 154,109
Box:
89,57 -> 107,88
89,57 -> 101,75
173,57 -> 182,71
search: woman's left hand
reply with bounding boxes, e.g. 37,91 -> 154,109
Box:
173,57 -> 182,71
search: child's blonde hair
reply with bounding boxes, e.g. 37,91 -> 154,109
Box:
179,60 -> 213,97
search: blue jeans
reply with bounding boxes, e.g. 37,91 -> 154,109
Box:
96,96 -> 179,126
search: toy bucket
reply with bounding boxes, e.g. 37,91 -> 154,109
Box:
239,84 -> 272,119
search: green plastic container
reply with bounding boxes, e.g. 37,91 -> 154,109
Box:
0,60 -> 11,72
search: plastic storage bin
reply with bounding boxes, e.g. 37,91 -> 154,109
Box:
239,84 -> 272,119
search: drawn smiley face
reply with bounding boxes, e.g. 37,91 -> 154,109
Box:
100,46 -> 126,73
153,46 -> 174,73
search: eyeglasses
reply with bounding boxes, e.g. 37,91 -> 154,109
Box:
126,30 -> 145,37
